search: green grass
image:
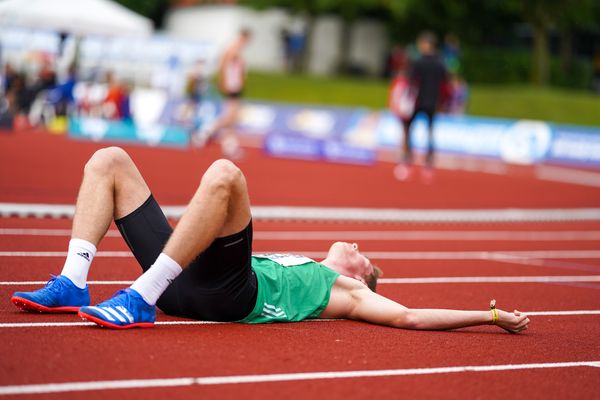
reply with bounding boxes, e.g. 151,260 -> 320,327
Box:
246,72 -> 600,127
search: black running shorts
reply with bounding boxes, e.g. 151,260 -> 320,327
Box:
115,195 -> 257,321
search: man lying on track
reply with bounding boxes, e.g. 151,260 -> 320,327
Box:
11,147 -> 530,333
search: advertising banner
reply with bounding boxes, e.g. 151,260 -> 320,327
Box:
68,95 -> 600,167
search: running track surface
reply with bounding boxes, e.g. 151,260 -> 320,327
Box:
1,131 -> 600,399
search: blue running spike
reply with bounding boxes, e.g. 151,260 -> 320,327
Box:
11,275 -> 90,313
79,289 -> 155,329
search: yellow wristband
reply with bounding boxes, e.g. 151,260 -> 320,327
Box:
491,309 -> 499,324
490,299 -> 499,324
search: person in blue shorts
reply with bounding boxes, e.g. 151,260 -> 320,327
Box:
11,147 -> 529,333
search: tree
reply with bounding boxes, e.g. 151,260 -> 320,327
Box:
509,0 -> 599,86
113,0 -> 171,28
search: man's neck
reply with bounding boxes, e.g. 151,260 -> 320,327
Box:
320,257 -> 347,276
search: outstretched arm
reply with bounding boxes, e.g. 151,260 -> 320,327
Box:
321,276 -> 529,333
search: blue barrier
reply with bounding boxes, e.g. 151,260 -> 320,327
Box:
69,117 -> 189,148
67,98 -> 600,167
242,102 -> 600,167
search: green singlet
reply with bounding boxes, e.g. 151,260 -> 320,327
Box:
238,254 -> 340,324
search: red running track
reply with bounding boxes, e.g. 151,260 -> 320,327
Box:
2,129 -> 600,208
1,131 -> 600,399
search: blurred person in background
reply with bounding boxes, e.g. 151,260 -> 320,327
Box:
119,81 -> 133,122
394,31 -> 448,183
27,59 -> 58,127
2,63 -> 17,95
193,28 -> 252,159
47,64 -> 78,118
384,44 -> 409,79
182,59 -> 208,127
281,21 -> 305,73
102,71 -> 125,120
447,73 -> 468,115
3,72 -> 29,128
442,33 -> 461,75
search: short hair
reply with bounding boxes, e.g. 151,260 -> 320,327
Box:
365,264 -> 383,292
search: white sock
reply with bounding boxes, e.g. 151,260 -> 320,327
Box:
60,238 -> 97,289
130,253 -> 182,305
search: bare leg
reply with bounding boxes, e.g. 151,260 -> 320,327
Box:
11,147 -> 152,313
162,159 -> 251,267
71,147 -> 151,246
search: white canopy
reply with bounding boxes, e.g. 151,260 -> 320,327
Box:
0,0 -> 153,37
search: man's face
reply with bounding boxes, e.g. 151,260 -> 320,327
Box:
418,38 -> 433,55
327,242 -> 373,282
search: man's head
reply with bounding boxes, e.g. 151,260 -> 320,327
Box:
417,31 -> 437,55
323,242 -> 383,292
239,28 -> 252,44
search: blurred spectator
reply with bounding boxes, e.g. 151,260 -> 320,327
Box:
33,59 -> 57,94
186,60 -> 208,105
27,60 -> 58,126
442,33 -> 461,75
194,28 -> 252,159
3,64 -> 17,94
47,64 -> 78,118
384,44 -> 409,78
447,73 -> 468,115
281,23 -> 305,73
5,73 -> 28,114
281,28 -> 292,71
388,70 -> 417,122
119,81 -> 133,122
182,59 -> 208,126
103,71 -> 125,120
393,31 -> 448,183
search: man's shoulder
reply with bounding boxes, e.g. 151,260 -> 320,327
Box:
331,274 -> 366,291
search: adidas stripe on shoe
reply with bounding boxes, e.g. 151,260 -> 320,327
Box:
78,288 -> 156,329
11,275 -> 90,313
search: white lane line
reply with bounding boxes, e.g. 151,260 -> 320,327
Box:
526,310 -> 600,316
3,228 -> 600,241
312,250 -> 600,260
0,319 -> 340,328
0,311 -> 597,329
0,361 -> 598,395
379,276 -> 600,284
254,231 -> 600,241
536,165 -> 600,188
3,276 -> 600,286
3,203 -> 600,222
0,229 -> 120,237
2,250 -> 600,260
0,251 -> 130,257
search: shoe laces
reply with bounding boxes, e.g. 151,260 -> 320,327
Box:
44,275 -> 62,293
111,289 -> 128,298
107,289 -> 130,306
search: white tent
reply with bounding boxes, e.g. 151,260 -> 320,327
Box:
0,0 -> 153,37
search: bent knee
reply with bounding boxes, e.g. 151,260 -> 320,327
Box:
84,146 -> 132,176
203,159 -> 244,188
